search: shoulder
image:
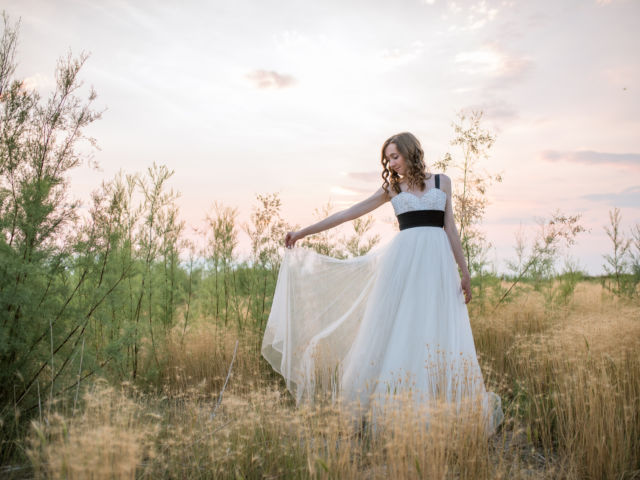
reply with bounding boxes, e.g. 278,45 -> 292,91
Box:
435,172 -> 451,183
382,180 -> 405,201
434,173 -> 452,199
436,173 -> 452,188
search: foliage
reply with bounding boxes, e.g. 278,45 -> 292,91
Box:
299,199 -> 345,258
342,214 -> 381,258
300,199 -> 380,259
436,109 -> 503,276
244,192 -> 290,271
0,13 -> 104,414
0,13 -> 190,452
496,210 -> 586,310
199,201 -> 239,326
601,207 -> 639,298
630,223 -> 640,292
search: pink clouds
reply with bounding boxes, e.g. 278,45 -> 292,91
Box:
541,150 -> 640,168
245,69 -> 296,89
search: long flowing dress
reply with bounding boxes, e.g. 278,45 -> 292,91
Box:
261,175 -> 504,434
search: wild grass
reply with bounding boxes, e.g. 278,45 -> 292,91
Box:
18,281 -> 639,480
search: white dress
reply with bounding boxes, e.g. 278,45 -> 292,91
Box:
261,177 -> 504,434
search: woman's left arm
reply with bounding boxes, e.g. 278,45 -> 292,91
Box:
440,174 -> 472,303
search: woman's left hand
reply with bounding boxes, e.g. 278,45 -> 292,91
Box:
461,273 -> 472,304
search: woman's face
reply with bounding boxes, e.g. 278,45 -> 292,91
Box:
385,143 -> 407,177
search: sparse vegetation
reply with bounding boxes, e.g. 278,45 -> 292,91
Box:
602,207 -> 640,298
435,109 -> 503,277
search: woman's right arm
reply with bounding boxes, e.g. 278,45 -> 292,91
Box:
285,187 -> 389,248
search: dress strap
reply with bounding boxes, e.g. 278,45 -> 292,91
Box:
435,174 -> 440,189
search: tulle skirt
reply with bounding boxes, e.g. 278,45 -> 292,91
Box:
261,226 -> 504,435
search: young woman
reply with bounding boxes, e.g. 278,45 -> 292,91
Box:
261,132 -> 503,434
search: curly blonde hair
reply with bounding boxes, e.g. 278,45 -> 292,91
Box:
380,132 -> 431,195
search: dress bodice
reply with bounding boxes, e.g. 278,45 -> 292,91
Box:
390,188 -> 447,216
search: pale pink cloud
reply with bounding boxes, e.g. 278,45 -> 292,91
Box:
379,41 -> 425,64
245,69 -> 296,89
347,171 -> 380,182
541,150 -> 640,168
582,185 -> 640,207
330,186 -> 364,196
463,97 -> 519,122
21,73 -> 55,91
601,65 -> 637,90
454,43 -> 533,82
443,0 -> 504,31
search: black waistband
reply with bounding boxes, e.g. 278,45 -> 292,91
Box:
397,210 -> 444,230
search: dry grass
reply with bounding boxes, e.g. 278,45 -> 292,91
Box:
473,281 -> 640,479
26,379 -> 158,479
25,281 -> 640,479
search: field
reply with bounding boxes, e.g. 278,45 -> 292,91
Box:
13,280 -> 639,480
1,14 -> 639,477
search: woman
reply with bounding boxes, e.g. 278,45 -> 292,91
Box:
261,132 -> 503,434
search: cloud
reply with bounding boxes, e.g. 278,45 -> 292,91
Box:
331,171 -> 384,198
330,186 -> 362,196
582,186 -> 640,207
455,49 -> 502,74
541,150 -> 640,168
466,0 -> 500,29
442,0 -> 502,31
245,69 -> 296,89
331,184 -> 376,196
272,30 -> 329,51
452,86 -> 477,94
488,216 -> 535,225
490,11 -> 550,45
454,43 -> 533,89
601,65 -> 637,89
21,73 -> 55,92
379,41 -> 425,65
454,43 -> 533,125
273,29 -> 310,48
494,50 -> 532,80
462,97 -> 519,122
346,171 -> 381,182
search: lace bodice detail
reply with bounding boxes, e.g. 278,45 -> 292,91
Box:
390,189 -> 447,216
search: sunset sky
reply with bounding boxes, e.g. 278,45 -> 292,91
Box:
5,0 -> 640,274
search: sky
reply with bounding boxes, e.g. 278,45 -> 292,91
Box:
4,0 -> 640,274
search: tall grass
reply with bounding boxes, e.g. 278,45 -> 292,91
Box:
27,379 -> 158,479
21,281 -> 640,479
473,281 -> 640,479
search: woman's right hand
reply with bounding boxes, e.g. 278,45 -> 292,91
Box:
285,231 -> 303,249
